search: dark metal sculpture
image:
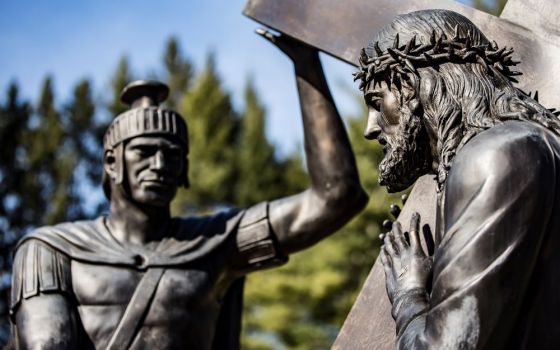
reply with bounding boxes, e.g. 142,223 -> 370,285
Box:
243,0 -> 560,108
8,34 -> 368,349
243,0 -> 560,348
356,9 -> 560,349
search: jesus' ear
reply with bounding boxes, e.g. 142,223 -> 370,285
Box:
398,72 -> 421,112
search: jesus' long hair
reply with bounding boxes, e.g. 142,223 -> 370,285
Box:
360,9 -> 560,188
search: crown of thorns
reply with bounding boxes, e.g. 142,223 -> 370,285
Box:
354,26 -> 522,91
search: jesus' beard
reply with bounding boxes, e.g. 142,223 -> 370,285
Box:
378,114 -> 432,193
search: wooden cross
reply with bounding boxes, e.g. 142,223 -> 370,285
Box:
244,0 -> 560,348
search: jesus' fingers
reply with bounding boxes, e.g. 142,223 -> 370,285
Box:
391,221 -> 408,252
409,212 -> 422,254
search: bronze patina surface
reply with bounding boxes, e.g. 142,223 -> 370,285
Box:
9,34 -> 368,348
245,1 -> 560,349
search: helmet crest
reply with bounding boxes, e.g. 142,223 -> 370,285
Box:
102,80 -> 189,198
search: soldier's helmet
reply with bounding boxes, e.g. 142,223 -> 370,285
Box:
102,80 -> 189,198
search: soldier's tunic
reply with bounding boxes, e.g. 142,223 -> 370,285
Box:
9,202 -> 285,350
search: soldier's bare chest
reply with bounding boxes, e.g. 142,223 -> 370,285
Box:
72,261 -> 217,306
71,260 -> 225,347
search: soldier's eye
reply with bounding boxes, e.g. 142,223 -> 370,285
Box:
167,149 -> 181,159
135,147 -> 155,157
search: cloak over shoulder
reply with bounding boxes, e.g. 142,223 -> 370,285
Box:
17,209 -> 244,268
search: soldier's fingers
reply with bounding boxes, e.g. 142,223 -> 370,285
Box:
409,212 -> 422,253
255,28 -> 278,43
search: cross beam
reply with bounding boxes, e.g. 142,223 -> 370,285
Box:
244,0 -> 560,348
244,0 -> 560,108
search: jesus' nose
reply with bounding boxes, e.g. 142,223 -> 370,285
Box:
364,108 -> 382,140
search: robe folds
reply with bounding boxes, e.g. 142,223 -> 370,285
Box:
397,121 -> 560,349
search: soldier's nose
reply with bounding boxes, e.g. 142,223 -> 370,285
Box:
364,109 -> 382,140
151,150 -> 165,169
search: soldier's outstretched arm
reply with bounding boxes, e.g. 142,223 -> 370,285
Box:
257,30 -> 368,255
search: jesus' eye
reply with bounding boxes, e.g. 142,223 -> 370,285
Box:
365,92 -> 383,111
371,97 -> 382,111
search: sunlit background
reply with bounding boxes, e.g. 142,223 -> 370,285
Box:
0,0 -> 505,348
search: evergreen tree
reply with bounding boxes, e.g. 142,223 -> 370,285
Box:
26,77 -> 74,225
278,152 -> 308,196
0,83 -> 31,344
163,37 -> 193,110
0,83 -> 31,233
172,53 -> 240,212
241,97 -> 401,349
0,78 -> 98,343
235,79 -> 296,207
0,35 -> 413,349
108,56 -> 132,117
65,79 -> 102,217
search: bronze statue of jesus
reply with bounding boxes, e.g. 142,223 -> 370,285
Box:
357,9 -> 560,349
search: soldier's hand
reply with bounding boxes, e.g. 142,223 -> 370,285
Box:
256,28 -> 318,65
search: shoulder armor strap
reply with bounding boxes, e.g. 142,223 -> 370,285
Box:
10,239 -> 72,321
236,202 -> 288,271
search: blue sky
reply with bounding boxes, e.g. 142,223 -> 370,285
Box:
0,0 -> 475,155
0,0 -> 363,156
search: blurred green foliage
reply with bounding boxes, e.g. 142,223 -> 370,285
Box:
240,94 -> 402,349
0,36 -> 395,348
172,53 -> 241,210
0,76 -> 102,343
0,0 -> 508,345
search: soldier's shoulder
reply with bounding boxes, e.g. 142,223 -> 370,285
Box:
25,216 -> 101,240
10,219 -> 101,316
29,218 -> 99,235
14,218 -> 101,258
174,208 -> 244,233
173,204 -> 269,233
11,238 -> 73,320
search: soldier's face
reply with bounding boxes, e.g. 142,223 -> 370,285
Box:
363,83 -> 431,192
123,136 -> 185,207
